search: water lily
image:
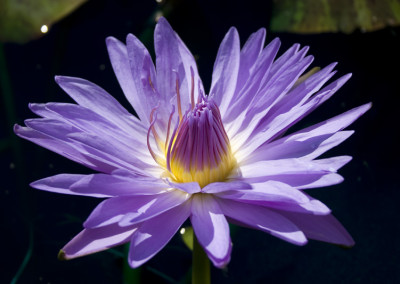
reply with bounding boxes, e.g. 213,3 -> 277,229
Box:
14,17 -> 370,270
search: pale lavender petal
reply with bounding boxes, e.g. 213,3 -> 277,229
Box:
239,157 -> 349,184
30,174 -> 110,197
234,28 -> 266,96
295,173 -> 345,189
31,172 -> 167,198
119,189 -> 189,226
67,132 -> 156,175
216,181 -> 310,204
167,180 -> 201,194
54,76 -> 145,135
269,43 -> 301,74
128,201 -> 191,268
209,27 -> 240,117
106,36 -> 141,117
191,194 -> 231,268
83,190 -> 188,228
264,198 -> 331,215
83,195 -> 158,228
215,181 -> 330,215
70,172 -> 168,196
244,131 -> 354,164
255,172 -> 345,190
236,102 -> 371,164
250,55 -> 314,114
126,33 -> 166,126
38,103 -> 152,165
279,211 -> 355,246
224,37 -> 280,123
229,55 -> 314,152
267,63 -> 338,118
202,181 -> 252,194
14,124 -> 115,173
154,17 -> 203,110
60,223 -> 137,260
217,198 -> 307,245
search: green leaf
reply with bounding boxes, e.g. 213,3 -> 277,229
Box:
271,0 -> 400,34
0,0 -> 87,43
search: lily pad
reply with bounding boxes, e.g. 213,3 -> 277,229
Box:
271,0 -> 400,33
0,0 -> 87,43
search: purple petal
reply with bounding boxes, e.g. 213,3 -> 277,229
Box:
30,174 -> 110,197
216,181 -> 310,204
229,55 -> 314,151
106,36 -> 141,117
70,172 -> 168,196
209,27 -> 240,117
295,173 -> 345,189
267,63 -> 338,118
84,190 -> 188,228
263,198 -> 331,215
190,194 -> 231,268
237,102 -> 370,163
34,104 -> 153,166
125,33 -> 167,126
167,180 -> 201,194
60,223 -> 137,260
224,37 -> 280,123
239,157 -> 350,184
202,181 -> 252,194
54,76 -> 145,135
31,172 -> 167,198
14,124 -> 115,173
253,172 -> 345,190
128,201 -> 191,268
119,190 -> 189,226
217,198 -> 307,245
269,43 -> 301,74
241,101 -> 370,164
234,28 -> 266,97
244,131 -> 354,164
66,131 -> 155,175
279,211 -> 355,246
154,17 -> 203,111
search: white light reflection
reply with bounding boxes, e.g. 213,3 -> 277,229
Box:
40,25 -> 48,33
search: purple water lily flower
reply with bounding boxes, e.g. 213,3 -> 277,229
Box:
15,17 -> 370,268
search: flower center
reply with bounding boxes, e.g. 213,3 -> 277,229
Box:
166,98 -> 236,187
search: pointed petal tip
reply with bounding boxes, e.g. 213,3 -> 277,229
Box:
28,102 -> 37,110
13,124 -> 26,136
212,255 -> 231,269
13,123 -> 20,132
337,240 -> 355,248
105,36 -> 117,44
156,15 -> 168,25
54,75 -> 76,86
54,75 -> 63,83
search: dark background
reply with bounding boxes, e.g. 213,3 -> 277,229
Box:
1,0 -> 399,283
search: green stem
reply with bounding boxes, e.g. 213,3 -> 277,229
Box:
192,234 -> 210,284
123,243 -> 141,284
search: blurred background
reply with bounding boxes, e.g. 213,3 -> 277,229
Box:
1,0 -> 399,283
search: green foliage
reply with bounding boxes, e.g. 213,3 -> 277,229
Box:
0,0 -> 86,43
271,0 -> 400,33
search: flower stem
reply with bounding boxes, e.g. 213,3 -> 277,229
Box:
192,234 -> 210,284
